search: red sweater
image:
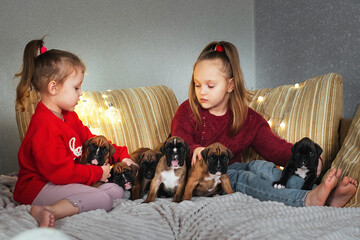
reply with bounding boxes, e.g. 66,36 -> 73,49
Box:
14,102 -> 130,205
171,100 -> 292,166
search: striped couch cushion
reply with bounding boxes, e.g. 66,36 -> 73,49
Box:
328,106 -> 360,207
242,73 -> 343,172
16,85 -> 178,153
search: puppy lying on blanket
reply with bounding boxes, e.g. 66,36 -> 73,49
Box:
273,137 -> 323,190
81,135 -> 138,189
109,161 -> 138,191
183,142 -> 234,200
130,147 -> 162,200
143,136 -> 189,203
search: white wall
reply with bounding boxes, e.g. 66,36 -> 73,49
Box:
0,0 -> 255,174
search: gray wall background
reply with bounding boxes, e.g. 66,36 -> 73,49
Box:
1,0 -> 359,174
256,0 -> 360,119
0,0 -> 255,174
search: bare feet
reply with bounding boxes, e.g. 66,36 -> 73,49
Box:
305,168 -> 340,206
326,176 -> 358,207
30,205 -> 55,228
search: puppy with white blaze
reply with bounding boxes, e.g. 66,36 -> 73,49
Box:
273,137 -> 323,190
143,136 -> 189,203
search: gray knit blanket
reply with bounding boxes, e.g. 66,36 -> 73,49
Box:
1,174 -> 360,240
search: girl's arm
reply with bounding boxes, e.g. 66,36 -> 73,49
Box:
251,122 -> 293,167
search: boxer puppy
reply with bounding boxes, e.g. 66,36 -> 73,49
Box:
80,135 -> 115,166
273,137 -> 323,190
183,142 -> 234,200
143,136 -> 189,203
110,161 -> 139,191
80,135 -> 116,187
130,148 -> 162,200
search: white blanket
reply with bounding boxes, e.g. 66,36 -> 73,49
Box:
1,174 -> 360,240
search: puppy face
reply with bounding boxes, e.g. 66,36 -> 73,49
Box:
291,137 -> 323,169
201,143 -> 233,175
83,136 -> 115,166
161,136 -> 189,168
111,162 -> 138,190
138,150 -> 162,179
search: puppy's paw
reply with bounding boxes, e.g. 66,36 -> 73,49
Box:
273,184 -> 285,189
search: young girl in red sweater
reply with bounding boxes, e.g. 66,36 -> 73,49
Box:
13,38 -> 137,227
171,41 -> 358,207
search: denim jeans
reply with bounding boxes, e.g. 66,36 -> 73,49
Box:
227,160 -> 311,207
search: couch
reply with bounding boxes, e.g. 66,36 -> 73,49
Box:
2,73 -> 360,239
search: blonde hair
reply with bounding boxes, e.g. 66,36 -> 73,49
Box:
14,37 -> 86,111
189,41 -> 251,137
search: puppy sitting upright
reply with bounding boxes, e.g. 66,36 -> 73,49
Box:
143,136 -> 189,203
130,148 -> 162,200
273,137 -> 323,190
183,142 -> 234,200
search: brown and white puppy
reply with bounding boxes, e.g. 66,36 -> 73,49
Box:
80,135 -> 116,187
80,135 -> 115,166
130,148 -> 162,200
110,161 -> 139,191
143,136 -> 189,203
183,142 -> 234,200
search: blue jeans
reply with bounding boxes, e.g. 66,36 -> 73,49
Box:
227,160 -> 312,207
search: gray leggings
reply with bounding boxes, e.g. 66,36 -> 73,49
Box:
32,182 -> 124,212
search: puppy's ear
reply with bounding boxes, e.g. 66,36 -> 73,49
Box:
315,143 -> 323,157
83,138 -> 92,148
227,149 -> 234,161
155,152 -> 163,161
109,143 -> 116,157
201,148 -> 210,162
184,141 -> 190,155
137,153 -> 145,163
160,141 -> 166,154
291,142 -> 299,153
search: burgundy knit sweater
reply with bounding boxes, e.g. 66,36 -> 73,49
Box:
171,100 -> 292,167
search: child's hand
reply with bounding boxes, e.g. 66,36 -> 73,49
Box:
192,147 -> 205,166
100,163 -> 111,182
121,158 -> 139,168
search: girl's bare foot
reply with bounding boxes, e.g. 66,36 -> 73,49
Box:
30,206 -> 55,228
326,176 -> 358,207
305,168 -> 340,206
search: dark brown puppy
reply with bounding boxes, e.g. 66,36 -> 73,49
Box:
80,135 -> 115,166
80,135 -> 116,187
130,147 -> 162,200
143,136 -> 189,203
110,161 -> 139,190
183,142 -> 234,200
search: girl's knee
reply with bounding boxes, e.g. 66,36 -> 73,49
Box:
99,183 -> 124,200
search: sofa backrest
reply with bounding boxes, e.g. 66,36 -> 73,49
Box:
16,85 -> 179,153
242,73 -> 343,171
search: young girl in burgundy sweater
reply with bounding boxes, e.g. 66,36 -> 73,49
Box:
13,38 -> 137,227
171,41 -> 358,207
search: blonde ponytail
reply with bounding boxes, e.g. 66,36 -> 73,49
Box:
14,39 -> 44,111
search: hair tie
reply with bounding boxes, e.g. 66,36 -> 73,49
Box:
215,45 -> 224,52
40,46 -> 47,54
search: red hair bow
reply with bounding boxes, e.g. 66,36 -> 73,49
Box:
215,45 -> 224,52
40,46 -> 47,54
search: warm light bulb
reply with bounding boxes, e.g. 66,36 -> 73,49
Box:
280,121 -> 285,128
294,83 -> 300,88
258,96 -> 264,102
267,120 -> 272,127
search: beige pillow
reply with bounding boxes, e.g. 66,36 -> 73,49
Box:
328,106 -> 360,207
243,73 -> 343,172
